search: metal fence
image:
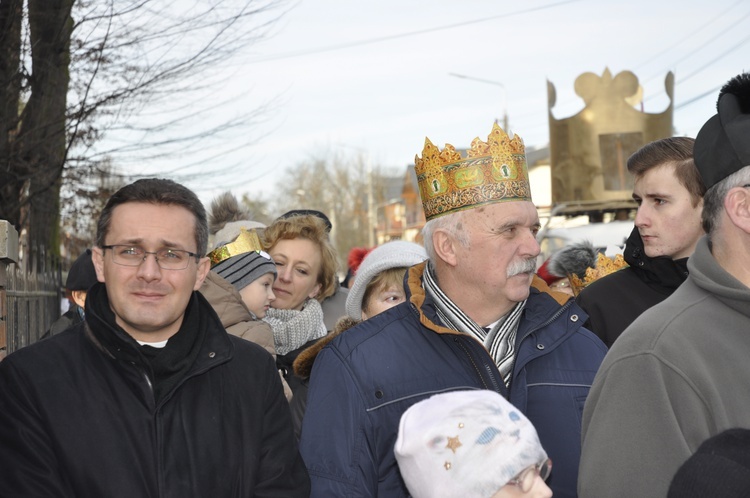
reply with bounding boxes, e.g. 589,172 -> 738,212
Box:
1,221 -> 62,357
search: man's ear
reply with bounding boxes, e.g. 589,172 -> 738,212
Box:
193,257 -> 211,291
432,229 -> 459,267
71,290 -> 87,308
725,186 -> 750,234
91,247 -> 106,282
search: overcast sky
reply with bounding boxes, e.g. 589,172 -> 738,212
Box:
125,0 -> 750,205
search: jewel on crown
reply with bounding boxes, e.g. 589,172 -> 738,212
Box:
414,122 -> 525,174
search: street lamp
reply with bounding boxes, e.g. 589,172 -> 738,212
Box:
448,72 -> 509,131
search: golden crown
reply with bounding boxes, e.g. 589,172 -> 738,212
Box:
569,253 -> 628,296
415,122 -> 532,221
207,228 -> 263,266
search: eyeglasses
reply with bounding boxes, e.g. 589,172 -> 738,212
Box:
102,245 -> 199,270
507,458 -> 552,492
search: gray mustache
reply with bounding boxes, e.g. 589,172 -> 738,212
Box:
507,258 -> 538,278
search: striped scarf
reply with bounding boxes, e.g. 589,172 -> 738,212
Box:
423,263 -> 526,387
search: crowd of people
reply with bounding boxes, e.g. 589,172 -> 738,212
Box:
0,71 -> 749,497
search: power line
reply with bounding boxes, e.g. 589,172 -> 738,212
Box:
679,33 -> 750,84
244,0 -> 582,64
635,0 -> 746,73
675,84 -> 722,110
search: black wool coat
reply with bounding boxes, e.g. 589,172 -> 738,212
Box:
0,288 -> 310,498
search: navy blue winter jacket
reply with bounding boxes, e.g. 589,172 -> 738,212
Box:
299,262 -> 607,498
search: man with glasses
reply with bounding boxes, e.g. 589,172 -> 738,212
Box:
0,178 -> 310,497
580,73 -> 750,497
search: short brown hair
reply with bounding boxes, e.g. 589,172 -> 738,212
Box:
262,214 -> 339,302
96,178 -> 208,256
627,137 -> 705,207
361,267 -> 407,316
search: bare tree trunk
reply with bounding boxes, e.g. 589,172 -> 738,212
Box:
17,0 -> 73,251
0,0 -> 24,228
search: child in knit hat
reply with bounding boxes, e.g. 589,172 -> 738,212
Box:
345,240 -> 428,320
212,250 -> 277,319
395,390 -> 552,498
202,192 -> 293,402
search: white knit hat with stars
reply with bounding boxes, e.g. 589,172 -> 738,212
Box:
395,389 -> 548,498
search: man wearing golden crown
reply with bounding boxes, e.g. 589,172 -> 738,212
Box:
299,123 -> 607,498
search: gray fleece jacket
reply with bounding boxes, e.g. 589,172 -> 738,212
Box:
579,236 -> 750,497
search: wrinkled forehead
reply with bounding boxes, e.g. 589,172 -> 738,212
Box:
107,202 -> 198,248
464,201 -> 540,227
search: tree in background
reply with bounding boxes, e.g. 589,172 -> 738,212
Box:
273,151 -> 395,271
239,193 -> 275,227
60,159 -> 124,259
0,0 -> 283,253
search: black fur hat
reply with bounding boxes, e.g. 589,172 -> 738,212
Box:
694,72 -> 750,189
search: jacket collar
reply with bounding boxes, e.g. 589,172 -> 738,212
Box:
405,262 -> 576,335
84,283 -> 233,376
406,262 -> 465,336
623,227 -> 689,294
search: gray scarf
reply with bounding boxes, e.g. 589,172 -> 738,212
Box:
264,298 -> 327,355
423,263 -> 525,387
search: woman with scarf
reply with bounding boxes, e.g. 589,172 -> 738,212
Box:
262,214 -> 339,411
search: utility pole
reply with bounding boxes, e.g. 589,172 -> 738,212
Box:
367,156 -> 376,247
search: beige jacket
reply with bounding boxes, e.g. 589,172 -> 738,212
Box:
200,271 -> 292,401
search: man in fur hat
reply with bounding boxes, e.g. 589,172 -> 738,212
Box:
300,123 -> 607,498
580,72 -> 750,498
576,136 -> 706,347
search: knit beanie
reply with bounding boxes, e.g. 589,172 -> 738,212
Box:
394,390 -> 548,498
668,429 -> 750,498
208,191 -> 267,248
345,240 -> 427,319
212,250 -> 276,291
213,220 -> 267,249
66,249 -> 98,291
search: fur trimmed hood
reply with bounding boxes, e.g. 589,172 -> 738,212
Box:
293,316 -> 360,379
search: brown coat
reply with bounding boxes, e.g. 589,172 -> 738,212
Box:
200,271 -> 292,401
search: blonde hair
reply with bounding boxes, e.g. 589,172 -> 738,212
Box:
361,267 -> 407,315
262,214 -> 339,301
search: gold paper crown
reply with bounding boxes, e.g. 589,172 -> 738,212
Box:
414,122 -> 532,221
208,228 -> 263,266
569,253 -> 628,296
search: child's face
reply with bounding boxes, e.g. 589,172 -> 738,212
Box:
239,273 -> 276,318
361,284 -> 406,320
490,468 -> 552,498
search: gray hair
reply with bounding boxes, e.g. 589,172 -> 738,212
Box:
421,210 -> 470,262
702,165 -> 750,238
